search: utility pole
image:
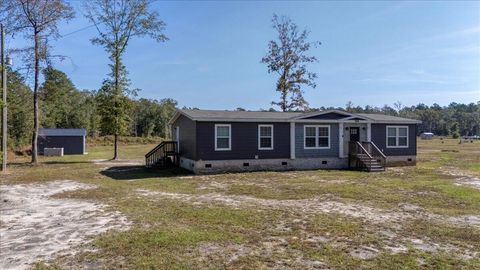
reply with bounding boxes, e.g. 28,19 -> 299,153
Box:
1,23 -> 7,173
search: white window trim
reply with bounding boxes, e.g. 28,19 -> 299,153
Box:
214,124 -> 231,151
258,124 -> 274,150
304,125 -> 331,149
386,125 -> 409,148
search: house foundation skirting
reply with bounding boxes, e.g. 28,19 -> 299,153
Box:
179,157 -> 348,174
386,155 -> 416,166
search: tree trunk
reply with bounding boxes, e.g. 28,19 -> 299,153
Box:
281,89 -> 287,112
281,71 -> 287,112
113,133 -> 118,160
112,49 -> 120,160
31,32 -> 39,165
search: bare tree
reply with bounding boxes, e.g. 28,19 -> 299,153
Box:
346,101 -> 354,112
84,0 -> 167,160
1,0 -> 74,164
394,101 -> 403,113
262,14 -> 321,112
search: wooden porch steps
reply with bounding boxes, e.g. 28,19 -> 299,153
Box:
145,141 -> 179,169
349,142 -> 386,172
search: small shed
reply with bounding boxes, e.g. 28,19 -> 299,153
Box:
38,128 -> 86,155
420,132 -> 434,140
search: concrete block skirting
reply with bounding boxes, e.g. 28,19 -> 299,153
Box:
386,155 -> 416,166
179,157 -> 348,174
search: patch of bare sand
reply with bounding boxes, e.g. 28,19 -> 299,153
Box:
0,181 -> 130,270
137,190 -> 480,227
441,166 -> 480,189
138,189 -> 480,261
196,239 -> 327,269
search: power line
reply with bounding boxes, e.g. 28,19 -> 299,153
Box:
59,0 -> 158,38
59,24 -> 97,38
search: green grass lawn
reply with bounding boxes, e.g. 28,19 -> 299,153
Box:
2,139 -> 480,269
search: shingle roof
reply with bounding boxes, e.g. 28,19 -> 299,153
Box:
175,109 -> 421,124
180,109 -> 303,121
356,113 -> 421,123
39,128 -> 86,137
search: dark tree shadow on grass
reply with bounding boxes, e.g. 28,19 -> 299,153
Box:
43,161 -> 93,165
100,166 -> 192,180
8,160 -> 93,167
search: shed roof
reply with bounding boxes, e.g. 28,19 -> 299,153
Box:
39,128 -> 86,137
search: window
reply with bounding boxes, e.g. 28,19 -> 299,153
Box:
304,125 -> 330,149
258,125 -> 274,150
215,124 -> 231,151
386,126 -> 408,148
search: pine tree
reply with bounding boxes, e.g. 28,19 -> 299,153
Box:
262,14 -> 320,112
84,0 -> 167,160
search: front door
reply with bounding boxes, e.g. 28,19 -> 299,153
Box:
350,127 -> 360,142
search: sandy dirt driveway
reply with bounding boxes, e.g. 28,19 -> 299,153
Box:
0,181 -> 130,270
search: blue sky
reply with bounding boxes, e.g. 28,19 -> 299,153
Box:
7,0 -> 480,110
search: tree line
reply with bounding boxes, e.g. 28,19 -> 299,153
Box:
1,0 -> 167,161
5,66 -> 177,151
342,102 -> 479,137
254,102 -> 479,137
1,1 -> 478,162
5,63 -> 479,152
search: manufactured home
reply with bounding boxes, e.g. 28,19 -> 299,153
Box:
145,109 -> 421,173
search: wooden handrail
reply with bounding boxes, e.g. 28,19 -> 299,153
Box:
360,141 -> 386,170
356,141 -> 373,159
145,141 -> 176,157
145,141 -> 178,168
349,141 -> 387,171
369,141 -> 386,159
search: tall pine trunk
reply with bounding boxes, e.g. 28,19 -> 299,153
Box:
31,32 -> 39,165
112,49 -> 120,160
281,90 -> 287,112
113,134 -> 118,160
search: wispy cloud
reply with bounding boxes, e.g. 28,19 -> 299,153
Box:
435,44 -> 480,55
395,26 -> 480,52
358,76 -> 449,85
357,70 -> 469,85
156,60 -> 188,65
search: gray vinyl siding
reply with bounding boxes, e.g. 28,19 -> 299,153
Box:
172,114 -> 197,160
38,136 -> 85,155
371,124 -> 417,156
295,123 -> 339,158
196,122 -> 290,160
